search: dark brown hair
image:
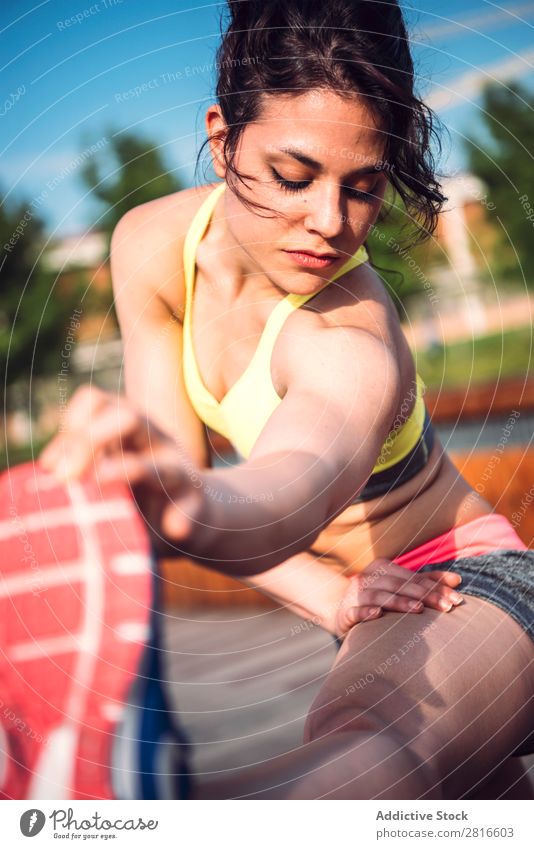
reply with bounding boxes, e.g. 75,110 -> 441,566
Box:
197,0 -> 446,244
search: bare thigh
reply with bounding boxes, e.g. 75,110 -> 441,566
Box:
304,595 -> 534,799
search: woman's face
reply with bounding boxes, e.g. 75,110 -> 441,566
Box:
208,89 -> 390,295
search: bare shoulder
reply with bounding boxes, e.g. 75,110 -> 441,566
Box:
275,259 -> 413,386
318,260 -> 400,341
110,182 -> 220,315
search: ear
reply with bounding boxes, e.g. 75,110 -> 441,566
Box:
205,104 -> 228,179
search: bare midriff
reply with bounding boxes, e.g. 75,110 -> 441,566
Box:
307,435 -> 494,574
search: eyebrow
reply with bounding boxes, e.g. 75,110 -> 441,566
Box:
271,146 -> 385,178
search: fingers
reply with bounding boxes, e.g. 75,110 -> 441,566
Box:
337,558 -> 466,636
63,384 -> 110,431
354,559 -> 463,611
372,577 -> 462,611
97,448 -> 189,491
419,569 -> 463,586
340,606 -> 383,632
96,449 -> 200,543
403,570 -> 463,609
353,588 -> 425,613
347,576 -> 461,614
41,397 -> 146,482
40,385 -> 111,473
361,557 -> 462,584
364,558 -> 462,587
337,587 -> 448,635
96,451 -> 151,487
388,574 -> 463,610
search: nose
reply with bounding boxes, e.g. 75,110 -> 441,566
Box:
303,181 -> 345,240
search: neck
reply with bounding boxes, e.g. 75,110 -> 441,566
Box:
206,185 -> 293,304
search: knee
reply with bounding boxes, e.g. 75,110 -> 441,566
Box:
304,674 -> 388,743
293,727 -> 443,800
303,697 -> 443,798
304,694 -> 376,744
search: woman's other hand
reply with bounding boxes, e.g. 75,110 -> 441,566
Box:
335,557 -> 464,638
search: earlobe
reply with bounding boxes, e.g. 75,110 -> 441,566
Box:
205,104 -> 228,179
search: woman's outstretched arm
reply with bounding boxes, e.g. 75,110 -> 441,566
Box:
180,326 -> 401,574
42,324 -> 400,574
39,375 -> 461,635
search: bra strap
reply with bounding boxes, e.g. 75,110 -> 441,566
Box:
253,244 -> 369,369
183,182 -> 369,386
182,182 -> 226,303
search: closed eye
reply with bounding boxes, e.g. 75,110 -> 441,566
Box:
270,166 -> 311,193
269,166 -> 377,203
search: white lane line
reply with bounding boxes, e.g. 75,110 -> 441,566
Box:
9,632 -> 84,662
0,725 -> 9,790
24,474 -> 67,493
114,621 -> 150,643
0,500 -> 137,541
110,553 -> 151,576
28,480 -> 106,800
0,561 -> 85,598
100,702 -> 124,723
5,620 -> 150,662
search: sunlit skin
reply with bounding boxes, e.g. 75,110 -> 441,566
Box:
204,89 -> 389,300
189,89 -> 492,565
38,87 -> 532,800
42,88 -> 492,614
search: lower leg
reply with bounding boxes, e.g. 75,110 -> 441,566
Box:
197,728 -> 441,799
303,600 -> 534,801
198,598 -> 534,800
466,758 -> 534,800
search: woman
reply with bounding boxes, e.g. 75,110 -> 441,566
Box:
41,0 -> 534,799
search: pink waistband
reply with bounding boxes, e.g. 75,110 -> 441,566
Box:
393,513 -> 527,572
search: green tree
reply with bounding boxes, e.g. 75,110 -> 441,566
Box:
72,128 -> 185,333
365,192 -> 441,318
79,128 -> 183,241
465,80 -> 534,284
0,194 -> 84,400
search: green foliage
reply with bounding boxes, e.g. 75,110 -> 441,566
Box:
465,80 -> 534,284
365,192 -> 441,316
76,127 -> 185,329
0,195 -> 84,397
418,327 -> 533,388
0,434 -> 49,472
79,128 -> 183,240
1,129 -> 184,406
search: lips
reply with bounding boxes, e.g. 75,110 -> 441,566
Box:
283,250 -> 340,269
286,248 -> 340,258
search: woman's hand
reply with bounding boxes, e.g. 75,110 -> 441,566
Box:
334,557 -> 464,638
39,385 -> 204,549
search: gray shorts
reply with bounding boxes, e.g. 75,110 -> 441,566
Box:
416,549 -> 534,757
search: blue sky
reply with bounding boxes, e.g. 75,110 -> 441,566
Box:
1,0 -> 534,237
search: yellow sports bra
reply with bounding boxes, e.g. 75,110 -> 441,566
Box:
182,182 -> 427,469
